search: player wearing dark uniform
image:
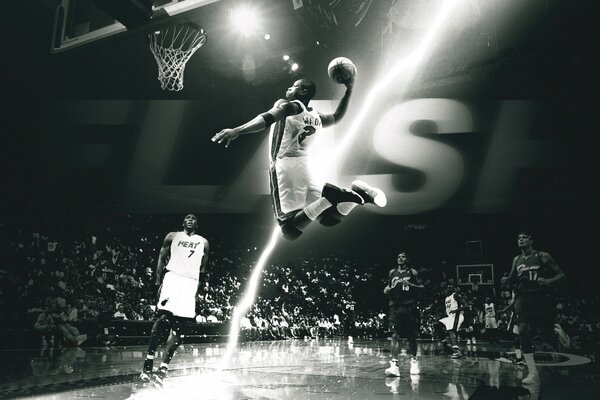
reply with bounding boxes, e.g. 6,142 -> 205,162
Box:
502,231 -> 564,384
139,214 -> 209,387
383,252 -> 424,377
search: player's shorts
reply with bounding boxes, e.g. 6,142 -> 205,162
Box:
270,156 -> 321,221
157,272 -> 198,318
389,303 -> 419,336
440,313 -> 464,331
485,317 -> 498,329
514,291 -> 554,326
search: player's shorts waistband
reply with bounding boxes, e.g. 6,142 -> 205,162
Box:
165,270 -> 199,282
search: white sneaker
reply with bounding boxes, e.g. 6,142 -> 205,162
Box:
467,339 -> 471,345
410,357 -> 420,375
385,359 -> 400,377
472,338 -> 477,345
522,372 -> 539,384
351,180 -> 387,207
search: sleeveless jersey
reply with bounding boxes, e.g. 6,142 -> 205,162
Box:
165,231 -> 206,281
269,100 -> 322,161
389,268 -> 417,306
445,293 -> 459,316
484,303 -> 495,318
513,252 -> 553,293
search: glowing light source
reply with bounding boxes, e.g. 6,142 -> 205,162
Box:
283,54 -> 290,61
331,0 -> 461,165
264,33 -> 271,40
218,228 -> 280,370
230,5 -> 260,36
291,63 -> 299,71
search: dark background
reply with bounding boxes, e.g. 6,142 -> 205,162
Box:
2,0 -> 598,273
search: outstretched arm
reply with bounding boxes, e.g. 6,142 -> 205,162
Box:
211,101 -> 301,147
320,80 -> 354,128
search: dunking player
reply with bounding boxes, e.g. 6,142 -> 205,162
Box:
383,252 -> 424,377
211,77 -> 386,240
439,285 -> 466,359
501,231 -> 565,384
139,214 -> 209,386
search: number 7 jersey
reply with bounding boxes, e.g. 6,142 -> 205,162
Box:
166,231 -> 207,281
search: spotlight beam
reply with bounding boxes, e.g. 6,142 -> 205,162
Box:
331,0 -> 461,165
217,0 -> 460,371
218,227 -> 280,370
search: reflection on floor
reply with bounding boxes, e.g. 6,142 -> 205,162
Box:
0,339 -> 595,399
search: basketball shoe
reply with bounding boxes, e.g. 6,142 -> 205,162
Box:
152,366 -> 168,388
385,359 -> 401,377
521,372 -> 539,385
410,357 -> 420,375
322,183 -> 364,205
351,180 -> 387,207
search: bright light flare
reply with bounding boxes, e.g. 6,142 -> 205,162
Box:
218,227 -> 280,370
330,0 -> 462,166
291,63 -> 299,71
229,5 -> 261,36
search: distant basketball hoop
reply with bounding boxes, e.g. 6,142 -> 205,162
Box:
148,23 -> 207,91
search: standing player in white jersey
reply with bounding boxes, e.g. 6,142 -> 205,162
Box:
439,286 -> 465,359
139,214 -> 209,386
211,77 -> 386,240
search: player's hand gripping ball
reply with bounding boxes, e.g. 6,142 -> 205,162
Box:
327,57 -> 357,84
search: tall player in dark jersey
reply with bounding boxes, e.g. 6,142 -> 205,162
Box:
501,231 -> 564,385
383,252 -> 424,377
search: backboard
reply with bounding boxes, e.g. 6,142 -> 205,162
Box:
456,264 -> 494,287
51,0 -> 220,53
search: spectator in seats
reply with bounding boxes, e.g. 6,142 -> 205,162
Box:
240,314 -> 256,340
55,304 -> 87,347
113,304 -> 128,320
33,306 -> 56,348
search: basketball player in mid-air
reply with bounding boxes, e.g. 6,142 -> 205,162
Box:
211,76 -> 386,240
501,231 -> 565,385
139,214 -> 209,386
383,252 -> 424,377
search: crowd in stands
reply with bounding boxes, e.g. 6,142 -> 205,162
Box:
0,215 -> 598,361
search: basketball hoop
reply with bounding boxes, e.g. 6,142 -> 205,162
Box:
148,23 -> 207,91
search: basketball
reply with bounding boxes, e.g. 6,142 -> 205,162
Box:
327,57 -> 357,84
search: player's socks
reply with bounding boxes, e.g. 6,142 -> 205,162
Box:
143,355 -> 154,373
515,348 -> 522,359
303,198 -> 333,221
336,202 -> 358,215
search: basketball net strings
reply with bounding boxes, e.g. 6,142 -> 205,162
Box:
218,0 -> 461,370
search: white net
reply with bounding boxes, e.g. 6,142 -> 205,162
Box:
148,24 -> 207,91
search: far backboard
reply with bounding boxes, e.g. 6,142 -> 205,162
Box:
51,0 -> 220,53
456,264 -> 494,286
